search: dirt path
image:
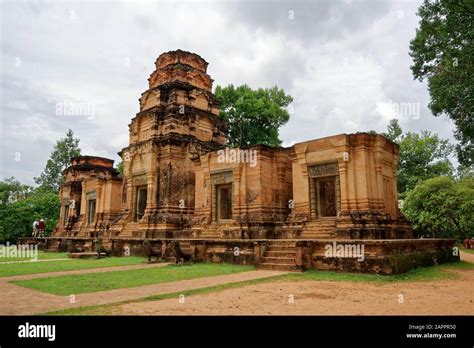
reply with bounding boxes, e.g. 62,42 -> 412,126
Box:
110,253 -> 474,315
0,269 -> 285,315
0,258 -> 70,265
1,253 -> 473,315
0,263 -> 169,315
1,262 -> 167,282
117,268 -> 474,315
461,250 -> 474,263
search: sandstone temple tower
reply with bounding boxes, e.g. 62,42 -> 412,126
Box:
112,50 -> 227,237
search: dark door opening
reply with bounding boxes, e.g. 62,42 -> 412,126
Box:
316,177 -> 337,217
87,199 -> 96,225
135,186 -> 147,221
217,184 -> 232,221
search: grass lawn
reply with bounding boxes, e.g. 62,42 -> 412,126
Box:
461,248 -> 474,254
0,256 -> 146,277
45,261 -> 473,315
12,263 -> 254,295
0,251 -> 68,262
283,260 -> 474,283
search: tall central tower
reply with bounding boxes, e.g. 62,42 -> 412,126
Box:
113,50 -> 227,238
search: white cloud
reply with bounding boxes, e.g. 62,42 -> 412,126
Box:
0,0 -> 458,185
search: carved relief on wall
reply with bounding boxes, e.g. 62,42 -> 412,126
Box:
123,142 -> 153,162
161,163 -> 173,204
307,162 -> 339,177
246,187 -> 258,204
211,171 -> 233,185
132,175 -> 147,187
122,178 -> 128,205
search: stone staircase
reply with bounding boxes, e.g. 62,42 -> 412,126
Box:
301,219 -> 337,239
199,226 -> 223,239
258,240 -> 299,271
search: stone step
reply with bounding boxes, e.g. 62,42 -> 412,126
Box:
265,250 -> 296,258
261,256 -> 294,265
266,240 -> 296,245
265,246 -> 295,252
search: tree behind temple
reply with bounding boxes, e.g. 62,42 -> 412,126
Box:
409,0 -> 474,167
214,84 -> 293,147
383,119 -> 454,198
402,176 -> 474,239
34,129 -> 81,192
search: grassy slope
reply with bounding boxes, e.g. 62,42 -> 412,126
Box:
0,257 -> 145,277
12,263 -> 254,295
46,261 -> 473,315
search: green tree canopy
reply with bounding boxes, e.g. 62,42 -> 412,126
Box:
0,181 -> 60,243
409,0 -> 474,167
402,176 -> 474,239
0,177 -> 33,205
383,119 -> 454,197
382,119 -> 403,142
115,161 -> 123,177
214,84 -> 293,147
34,129 -> 81,192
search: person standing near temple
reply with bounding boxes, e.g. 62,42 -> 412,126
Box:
37,219 -> 46,237
32,220 -> 39,237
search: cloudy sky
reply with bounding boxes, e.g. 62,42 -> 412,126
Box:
0,0 -> 457,185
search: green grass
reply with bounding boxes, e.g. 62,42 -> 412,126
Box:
461,248 -> 474,254
46,275 -> 281,316
45,261 -> 473,316
281,261 -> 473,283
0,256 -> 145,277
0,251 -> 68,262
12,263 -> 254,295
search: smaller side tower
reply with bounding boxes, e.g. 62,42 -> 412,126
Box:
53,156 -> 122,237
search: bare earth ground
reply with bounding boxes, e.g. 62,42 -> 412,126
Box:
0,253 -> 473,315
116,253 -> 474,316
117,271 -> 473,315
0,265 -> 284,315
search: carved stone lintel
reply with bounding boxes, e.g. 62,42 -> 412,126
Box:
308,162 -> 339,177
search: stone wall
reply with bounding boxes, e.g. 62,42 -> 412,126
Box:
295,239 -> 459,275
19,237 -> 459,275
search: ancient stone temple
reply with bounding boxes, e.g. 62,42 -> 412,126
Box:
41,50 -> 457,274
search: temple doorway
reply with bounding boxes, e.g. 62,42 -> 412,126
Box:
134,186 -> 147,221
217,184 -> 232,221
315,177 -> 337,217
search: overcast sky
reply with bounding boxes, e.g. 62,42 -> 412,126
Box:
0,0 -> 457,185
